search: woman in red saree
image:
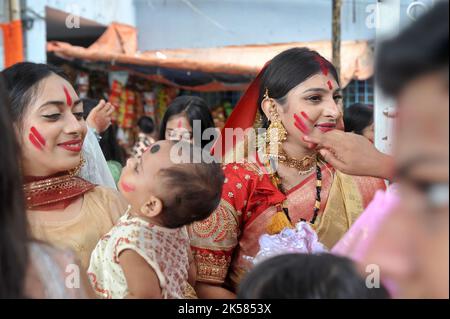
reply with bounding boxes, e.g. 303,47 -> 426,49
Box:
189,48 -> 386,298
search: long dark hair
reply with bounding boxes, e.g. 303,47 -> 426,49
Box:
1,62 -> 68,129
159,96 -> 216,149
0,76 -> 29,298
344,103 -> 374,134
258,48 -> 340,128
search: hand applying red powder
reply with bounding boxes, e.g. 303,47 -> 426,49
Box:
304,130 -> 394,180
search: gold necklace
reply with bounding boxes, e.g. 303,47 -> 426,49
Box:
277,149 -> 317,175
260,129 -> 317,175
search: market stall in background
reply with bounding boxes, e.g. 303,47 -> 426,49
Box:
48,23 -> 374,154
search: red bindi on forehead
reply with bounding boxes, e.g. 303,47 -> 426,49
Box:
177,119 -> 183,129
314,55 -> 336,91
327,80 -> 334,90
63,86 -> 73,107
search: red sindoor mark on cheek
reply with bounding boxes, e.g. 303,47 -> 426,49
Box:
294,114 -> 310,134
120,181 -> 136,193
29,127 -> 46,150
30,127 -> 46,146
299,112 -> 317,147
29,134 -> 44,150
63,86 -> 73,107
295,121 -> 309,134
300,111 -> 313,123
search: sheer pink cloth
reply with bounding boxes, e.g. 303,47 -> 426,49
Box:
332,185 -> 400,296
332,185 -> 399,260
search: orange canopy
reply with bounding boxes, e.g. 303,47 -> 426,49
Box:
48,22 -> 374,89
1,20 -> 24,68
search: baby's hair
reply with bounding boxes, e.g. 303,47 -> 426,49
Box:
238,253 -> 390,299
156,160 -> 224,229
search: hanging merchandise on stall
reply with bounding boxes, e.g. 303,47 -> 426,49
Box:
211,106 -> 226,130
110,86 -> 138,150
51,61 -> 237,156
47,22 -> 377,151
156,85 -> 179,123
109,71 -> 129,124
143,92 -> 157,121
120,89 -> 136,129
106,77 -> 178,152
109,80 -> 123,122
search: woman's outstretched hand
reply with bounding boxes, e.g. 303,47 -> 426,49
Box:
304,130 -> 394,180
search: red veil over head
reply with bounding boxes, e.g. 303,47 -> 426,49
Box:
211,63 -> 269,160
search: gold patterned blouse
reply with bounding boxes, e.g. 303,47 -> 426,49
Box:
27,186 -> 129,270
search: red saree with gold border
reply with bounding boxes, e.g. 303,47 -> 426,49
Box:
189,160 -> 386,291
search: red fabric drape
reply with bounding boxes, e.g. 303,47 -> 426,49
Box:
211,64 -> 269,159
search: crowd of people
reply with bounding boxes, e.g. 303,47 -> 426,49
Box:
0,2 -> 447,299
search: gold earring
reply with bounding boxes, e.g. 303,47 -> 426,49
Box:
265,91 -> 287,159
69,154 -> 86,178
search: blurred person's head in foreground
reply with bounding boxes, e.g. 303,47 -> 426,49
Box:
238,253 -> 389,299
365,1 -> 449,298
344,103 -> 374,143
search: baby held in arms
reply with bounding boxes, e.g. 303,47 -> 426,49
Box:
88,140 -> 225,299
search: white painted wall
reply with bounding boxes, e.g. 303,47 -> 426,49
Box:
23,0 -> 136,63
374,0 -> 402,155
136,0 -> 417,50
373,0 -> 437,154
1,0 -> 435,69
0,0 -> 8,70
